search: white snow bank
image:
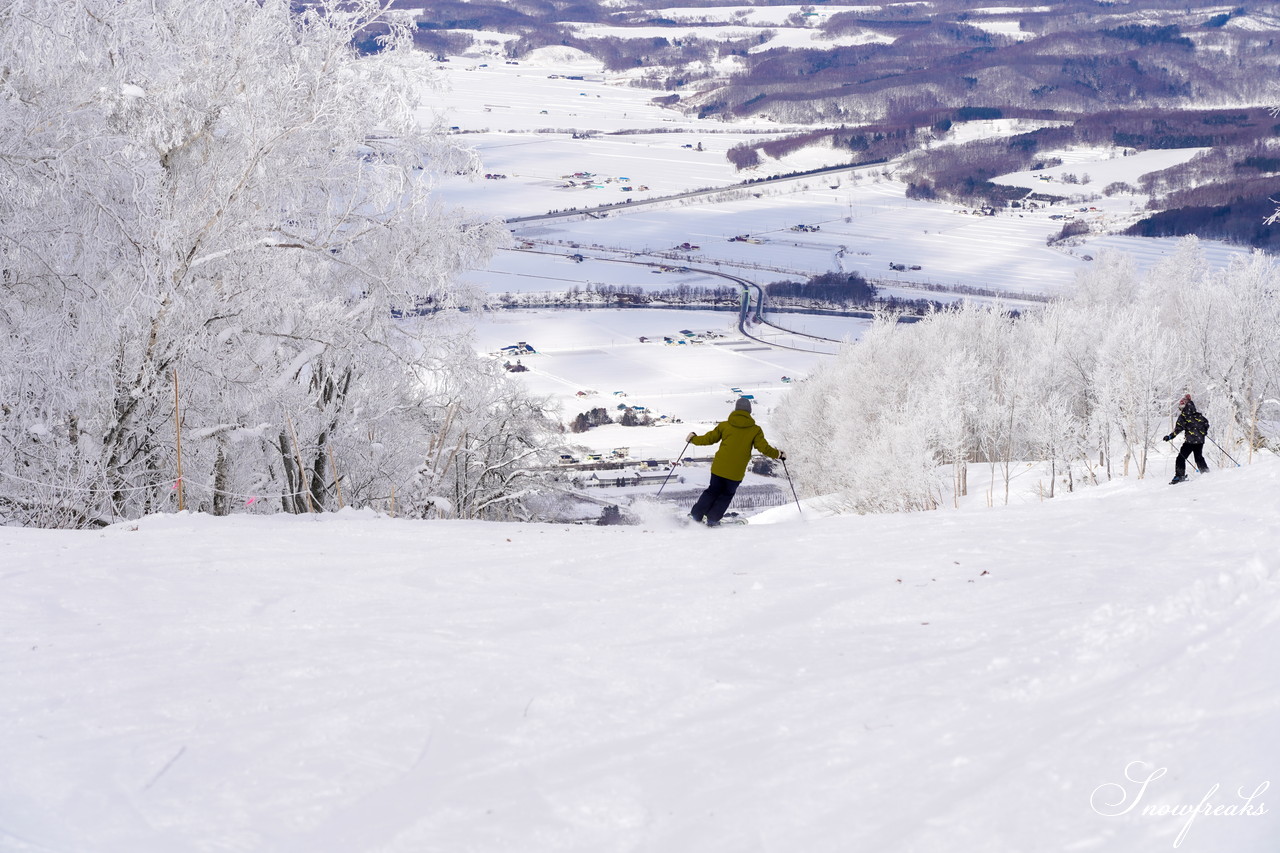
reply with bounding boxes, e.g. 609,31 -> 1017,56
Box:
3,459 -> 1278,851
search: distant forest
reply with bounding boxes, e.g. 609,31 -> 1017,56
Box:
765,272 -> 877,309
896,109 -> 1280,249
492,274 -> 951,316
377,0 -> 1280,248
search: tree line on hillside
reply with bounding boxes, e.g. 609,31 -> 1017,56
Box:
720,108 -> 1047,175
900,128 -> 1071,208
1124,191 -> 1280,250
410,29 -> 475,59
893,109 -> 1280,245
722,105 -> 1274,174
383,0 -> 1279,144
381,0 -> 1277,127
703,8 -> 1276,124
579,33 -> 766,76
775,241 -> 1280,515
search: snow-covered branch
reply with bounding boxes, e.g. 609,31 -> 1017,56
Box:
0,0 -> 544,526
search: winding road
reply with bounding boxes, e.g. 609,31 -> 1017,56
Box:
507,247 -> 847,353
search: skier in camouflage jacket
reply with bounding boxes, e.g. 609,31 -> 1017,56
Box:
1163,394 -> 1209,484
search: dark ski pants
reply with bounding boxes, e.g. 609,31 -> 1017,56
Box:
1175,441 -> 1207,477
691,473 -> 741,526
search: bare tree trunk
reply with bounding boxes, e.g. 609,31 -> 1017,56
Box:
212,444 -> 230,516
278,432 -> 301,514
310,438 -> 329,512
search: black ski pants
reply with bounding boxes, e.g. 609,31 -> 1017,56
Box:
1175,441 -> 1207,477
691,473 -> 741,526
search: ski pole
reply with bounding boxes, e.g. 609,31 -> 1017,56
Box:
657,439 -> 691,496
781,456 -> 802,515
1207,435 -> 1241,467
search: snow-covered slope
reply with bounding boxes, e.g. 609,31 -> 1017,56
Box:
4,458 -> 1278,852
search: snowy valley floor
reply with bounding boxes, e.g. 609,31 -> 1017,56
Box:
3,459 -> 1279,853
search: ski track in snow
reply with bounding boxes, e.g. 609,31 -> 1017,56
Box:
2,459 -> 1278,851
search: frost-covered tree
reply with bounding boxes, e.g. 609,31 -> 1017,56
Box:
774,314 -> 948,514
404,350 -> 557,521
776,240 -> 1280,514
1022,301 -> 1097,493
0,0 -> 542,526
1092,311 -> 1182,479
1174,252 -> 1280,461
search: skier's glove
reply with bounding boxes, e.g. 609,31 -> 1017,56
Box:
1162,434 -> 1174,442
778,451 -> 787,461
686,432 -> 697,442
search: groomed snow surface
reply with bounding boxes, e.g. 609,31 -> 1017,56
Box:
4,456 -> 1278,852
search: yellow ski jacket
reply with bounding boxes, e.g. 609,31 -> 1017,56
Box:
690,410 -> 780,482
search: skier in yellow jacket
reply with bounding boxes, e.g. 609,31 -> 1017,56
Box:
687,397 -> 784,526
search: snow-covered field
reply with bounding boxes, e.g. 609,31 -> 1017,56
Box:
5,454 -> 1276,852
425,54 -> 1256,300
432,50 -> 1258,456
428,58 -> 1254,298
471,308 -> 847,457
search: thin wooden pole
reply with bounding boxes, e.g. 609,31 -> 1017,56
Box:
173,368 -> 185,512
